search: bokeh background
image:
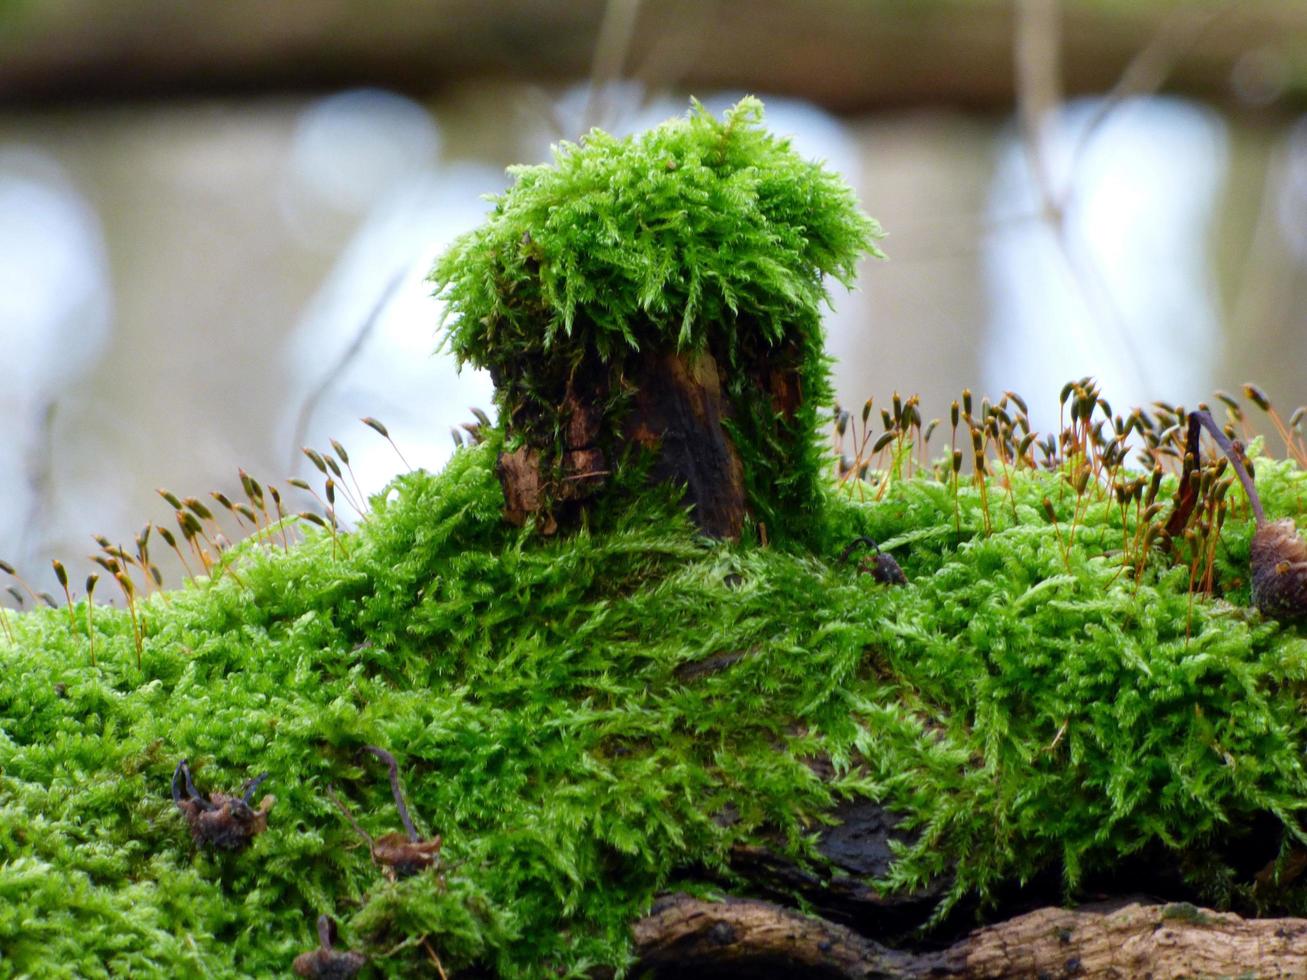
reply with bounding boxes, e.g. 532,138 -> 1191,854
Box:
3,0 -> 1307,599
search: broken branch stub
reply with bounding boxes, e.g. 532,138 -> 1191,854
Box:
1187,410 -> 1307,619
432,99 -> 882,544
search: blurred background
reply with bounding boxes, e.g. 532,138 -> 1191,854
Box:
2,0 -> 1307,598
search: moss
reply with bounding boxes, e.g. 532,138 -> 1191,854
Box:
1160,902 -> 1213,925
3,432 -> 1307,975
431,98 -> 882,544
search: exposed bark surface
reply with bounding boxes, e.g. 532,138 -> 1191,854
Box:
632,893 -> 917,979
5,1 -> 1307,112
643,764 -> 1299,975
496,445 -> 552,532
496,348 -> 748,538
623,349 -> 746,540
632,893 -> 1307,978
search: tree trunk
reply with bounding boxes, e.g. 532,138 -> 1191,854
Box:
5,1 -> 1307,113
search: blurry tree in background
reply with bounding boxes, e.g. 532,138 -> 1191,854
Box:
3,1 -> 1305,112
2,0 -> 1307,598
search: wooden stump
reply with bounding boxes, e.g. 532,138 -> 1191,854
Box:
623,348 -> 746,539
496,348 -> 749,538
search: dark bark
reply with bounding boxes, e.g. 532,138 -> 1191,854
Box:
623,348 -> 746,540
727,799 -> 946,941
632,893 -> 916,979
496,347 -> 748,538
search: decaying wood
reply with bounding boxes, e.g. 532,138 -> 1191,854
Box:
623,348 -> 746,539
497,445 -> 553,532
497,347 -> 748,538
676,657 -> 948,933
632,893 -> 1307,978
934,900 -> 1307,978
632,893 -> 917,979
728,798 -> 945,939
673,648 -> 754,682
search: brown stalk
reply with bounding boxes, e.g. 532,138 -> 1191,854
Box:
0,559 -> 42,608
114,570 -> 143,669
52,560 -> 75,632
1244,383 -> 1306,468
0,595 -> 13,645
361,417 -> 412,471
331,438 -> 369,511
84,575 -> 98,666
157,526 -> 195,582
1190,409 -> 1307,620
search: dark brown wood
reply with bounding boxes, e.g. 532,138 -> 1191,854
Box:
496,348 -> 744,537
632,893 -> 1307,978
624,348 -> 746,539
727,799 -> 946,939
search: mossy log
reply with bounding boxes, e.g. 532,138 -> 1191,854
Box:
12,434 -> 1307,974
632,894 -> 1307,978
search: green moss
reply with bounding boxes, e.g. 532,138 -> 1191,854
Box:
431,98 -> 882,544
4,438 -> 1307,975
1160,902 -> 1213,925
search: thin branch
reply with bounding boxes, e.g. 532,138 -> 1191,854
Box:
1191,409 -> 1264,525
1063,1 -> 1239,203
289,266 -> 407,472
1013,0 -> 1152,394
581,0 -> 644,134
364,745 -> 419,842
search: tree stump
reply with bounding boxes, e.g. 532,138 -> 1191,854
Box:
622,348 -> 746,539
434,98 -> 881,546
496,347 -> 750,538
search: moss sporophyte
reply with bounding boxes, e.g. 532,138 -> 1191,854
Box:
4,100 -> 1307,976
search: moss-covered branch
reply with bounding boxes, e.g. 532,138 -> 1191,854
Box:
4,429 -> 1307,973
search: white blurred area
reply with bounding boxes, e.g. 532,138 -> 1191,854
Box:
983,97 -> 1229,432
0,151 -> 112,565
277,89 -> 498,498
0,82 -> 1304,597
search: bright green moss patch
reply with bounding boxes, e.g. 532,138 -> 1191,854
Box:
4,440 -> 1307,975
433,96 -> 879,360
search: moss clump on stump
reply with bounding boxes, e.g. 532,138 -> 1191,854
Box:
432,97 -> 882,544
